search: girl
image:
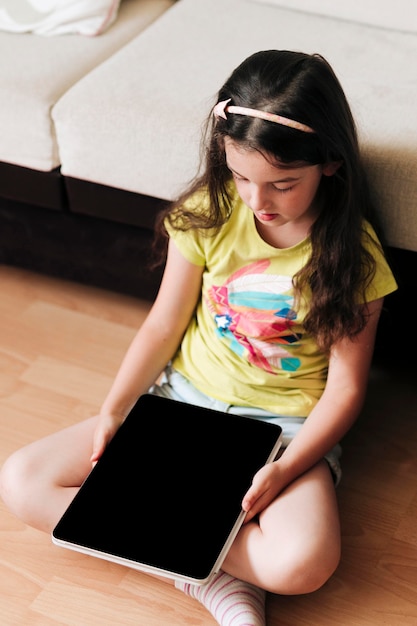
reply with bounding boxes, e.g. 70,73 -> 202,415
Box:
0,50 -> 397,626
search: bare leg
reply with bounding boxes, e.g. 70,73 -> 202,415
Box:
0,416 -> 99,533
222,459 -> 341,595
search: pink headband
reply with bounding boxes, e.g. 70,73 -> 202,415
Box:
213,98 -> 315,134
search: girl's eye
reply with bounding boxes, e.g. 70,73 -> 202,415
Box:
232,173 -> 247,182
275,185 -> 294,193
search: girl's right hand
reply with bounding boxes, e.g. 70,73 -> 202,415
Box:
90,412 -> 125,466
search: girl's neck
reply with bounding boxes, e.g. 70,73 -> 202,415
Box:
254,214 -> 316,249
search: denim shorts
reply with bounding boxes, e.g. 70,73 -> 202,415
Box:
149,365 -> 342,485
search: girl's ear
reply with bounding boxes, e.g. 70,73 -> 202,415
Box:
322,161 -> 342,176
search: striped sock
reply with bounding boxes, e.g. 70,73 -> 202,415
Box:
175,571 -> 266,626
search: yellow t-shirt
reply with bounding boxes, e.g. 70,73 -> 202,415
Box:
168,188 -> 398,416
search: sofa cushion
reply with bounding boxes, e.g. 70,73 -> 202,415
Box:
0,0 -> 175,171
52,0 -> 417,251
249,0 -> 417,34
0,0 -> 121,37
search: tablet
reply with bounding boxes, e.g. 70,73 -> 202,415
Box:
52,393 -> 283,585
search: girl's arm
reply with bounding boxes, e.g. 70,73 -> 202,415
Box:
91,238 -> 203,461
242,297 -> 384,520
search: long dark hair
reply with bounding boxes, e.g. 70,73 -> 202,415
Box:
154,50 -> 383,353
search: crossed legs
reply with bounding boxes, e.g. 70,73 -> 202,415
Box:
0,416 -> 341,623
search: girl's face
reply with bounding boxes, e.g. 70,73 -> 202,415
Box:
225,138 -> 336,235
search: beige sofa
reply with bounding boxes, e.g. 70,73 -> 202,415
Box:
0,0 -> 416,325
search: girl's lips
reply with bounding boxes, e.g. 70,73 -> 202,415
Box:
256,212 -> 277,221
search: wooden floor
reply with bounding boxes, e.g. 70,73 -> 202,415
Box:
1,264 -> 416,626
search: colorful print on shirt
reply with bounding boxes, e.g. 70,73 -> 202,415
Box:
205,260 -> 302,373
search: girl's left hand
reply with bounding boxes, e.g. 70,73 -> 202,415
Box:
241,460 -> 285,523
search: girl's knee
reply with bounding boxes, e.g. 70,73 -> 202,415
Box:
0,449 -> 34,513
265,542 -> 341,595
292,549 -> 340,593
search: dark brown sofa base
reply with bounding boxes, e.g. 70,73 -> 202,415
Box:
0,161 -> 168,300
0,196 -> 164,301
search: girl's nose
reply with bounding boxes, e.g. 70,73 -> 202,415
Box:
250,184 -> 271,211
